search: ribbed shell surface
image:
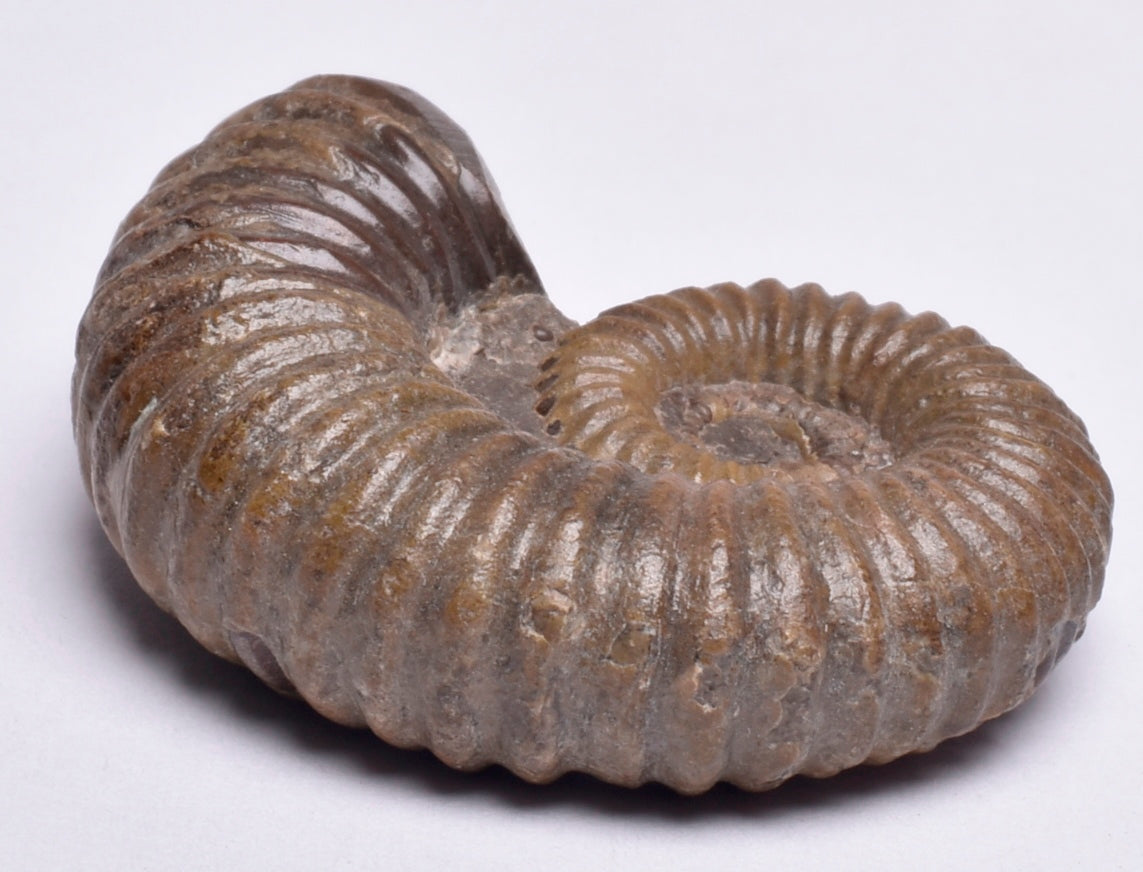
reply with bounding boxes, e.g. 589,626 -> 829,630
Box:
73,75 -> 1113,794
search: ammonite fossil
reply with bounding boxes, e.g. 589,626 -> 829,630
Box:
73,75 -> 1113,794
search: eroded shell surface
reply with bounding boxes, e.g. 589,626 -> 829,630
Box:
73,75 -> 1113,793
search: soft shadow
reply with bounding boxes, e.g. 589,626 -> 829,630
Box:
83,512 -> 1050,819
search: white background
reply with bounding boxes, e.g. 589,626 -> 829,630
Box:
2,2 -> 1141,869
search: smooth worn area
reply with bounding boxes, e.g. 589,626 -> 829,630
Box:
72,75 -> 1113,793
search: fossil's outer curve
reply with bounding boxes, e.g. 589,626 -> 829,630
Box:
73,75 -> 1113,793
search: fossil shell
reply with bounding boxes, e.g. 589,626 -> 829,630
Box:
73,75 -> 1113,794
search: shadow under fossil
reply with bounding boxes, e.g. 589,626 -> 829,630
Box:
82,508 -> 1052,820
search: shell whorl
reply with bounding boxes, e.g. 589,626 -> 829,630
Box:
73,75 -> 1113,793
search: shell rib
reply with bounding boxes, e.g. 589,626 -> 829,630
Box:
73,75 -> 1113,793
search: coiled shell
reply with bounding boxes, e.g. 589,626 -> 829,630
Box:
73,75 -> 1113,793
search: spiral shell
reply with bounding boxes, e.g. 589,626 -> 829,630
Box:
73,75 -> 1113,793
